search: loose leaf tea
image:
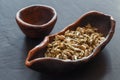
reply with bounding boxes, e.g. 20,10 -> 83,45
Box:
45,24 -> 105,60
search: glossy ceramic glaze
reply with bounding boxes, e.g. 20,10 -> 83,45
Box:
16,4 -> 57,38
25,11 -> 115,73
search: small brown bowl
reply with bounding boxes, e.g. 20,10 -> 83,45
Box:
16,4 -> 57,38
25,11 -> 115,73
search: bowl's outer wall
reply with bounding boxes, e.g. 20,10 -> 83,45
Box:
25,11 -> 115,73
16,18 -> 57,38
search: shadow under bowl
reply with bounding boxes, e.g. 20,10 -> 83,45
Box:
25,11 -> 115,73
16,4 -> 57,38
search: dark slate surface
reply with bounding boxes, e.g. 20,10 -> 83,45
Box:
0,0 -> 120,80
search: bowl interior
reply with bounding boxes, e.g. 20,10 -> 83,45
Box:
75,12 -> 111,37
19,6 -> 54,25
28,12 -> 112,62
49,12 -> 111,42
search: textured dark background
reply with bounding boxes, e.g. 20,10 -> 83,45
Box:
0,0 -> 120,80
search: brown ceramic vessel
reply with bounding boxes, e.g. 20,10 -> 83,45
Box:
16,4 -> 57,38
25,11 -> 115,73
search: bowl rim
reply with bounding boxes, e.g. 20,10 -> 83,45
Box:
16,4 -> 57,28
26,11 -> 115,66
